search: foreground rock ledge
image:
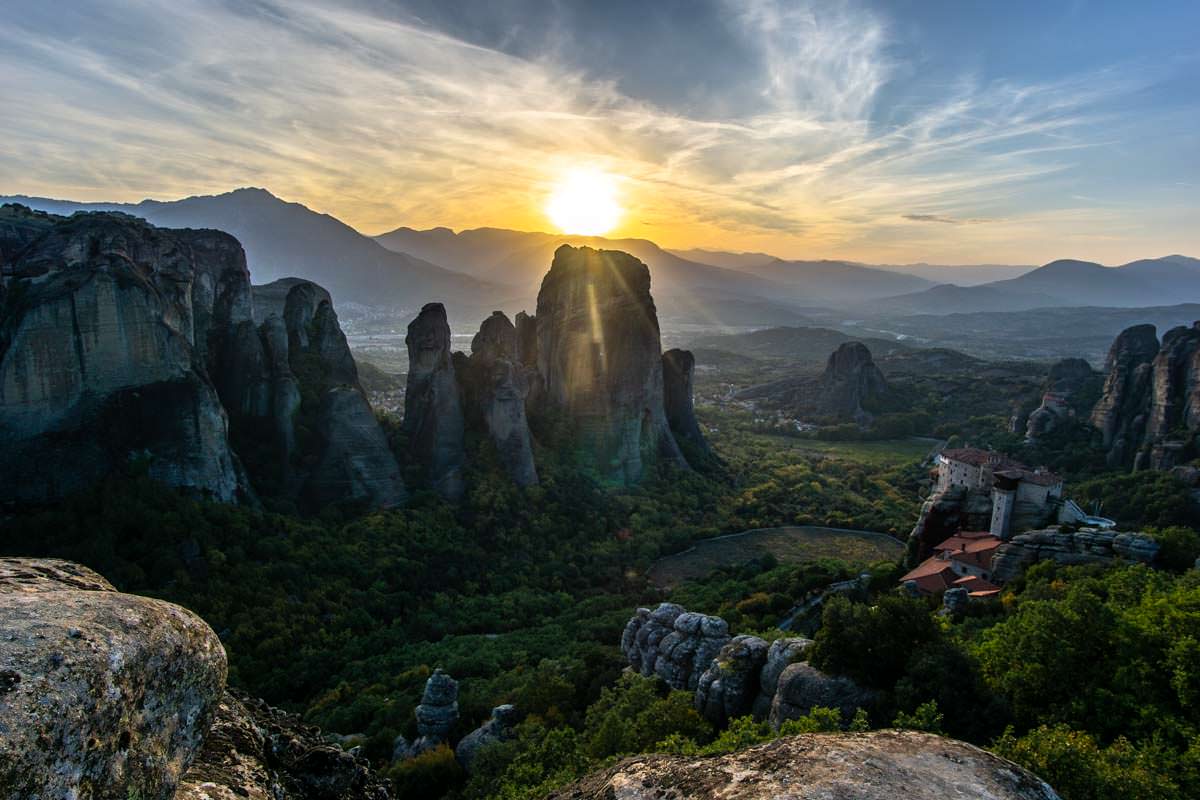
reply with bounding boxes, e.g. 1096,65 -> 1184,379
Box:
546,730 -> 1061,800
0,557 -> 227,800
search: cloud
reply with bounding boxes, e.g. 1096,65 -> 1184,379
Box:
0,0 -> 1192,264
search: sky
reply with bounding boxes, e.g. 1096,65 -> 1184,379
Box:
0,0 -> 1197,265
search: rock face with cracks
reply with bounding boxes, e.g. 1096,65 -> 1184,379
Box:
0,557 -> 227,800
404,302 -> 466,499
544,730 -> 1062,800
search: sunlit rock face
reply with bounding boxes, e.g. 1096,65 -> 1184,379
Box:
533,245 -> 687,483
405,302 -> 466,499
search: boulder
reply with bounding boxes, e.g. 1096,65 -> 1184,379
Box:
0,558 -> 226,800
1024,358 -> 1096,442
455,704 -> 519,772
694,635 -> 769,726
177,691 -> 390,800
533,245 -> 688,483
750,637 -> 812,719
544,730 -> 1061,800
396,668 -> 460,758
622,603 -> 685,676
404,303 -> 466,500
768,662 -> 875,728
662,348 -> 709,452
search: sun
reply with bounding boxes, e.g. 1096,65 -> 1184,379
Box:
545,168 -> 622,236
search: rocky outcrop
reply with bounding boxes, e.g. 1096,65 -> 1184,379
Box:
1087,323 -> 1200,470
1024,358 -> 1097,442
0,210 -> 244,502
533,245 -> 688,483
622,603 -> 730,691
0,557 -> 227,800
395,669 -> 460,759
736,341 -> 890,424
662,348 -> 709,452
0,206 -> 404,509
768,662 -> 876,728
404,303 -> 466,499
990,526 -> 1160,583
455,704 -> 519,773
177,691 -> 390,800
460,311 -> 538,486
545,730 -> 1061,800
750,637 -> 812,719
907,485 -> 994,563
694,635 -> 768,726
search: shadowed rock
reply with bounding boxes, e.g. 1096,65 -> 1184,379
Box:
662,348 -> 709,452
533,245 -> 688,483
768,662 -> 876,728
694,635 -> 769,726
463,311 -> 538,486
405,303 -> 466,499
456,704 -> 519,773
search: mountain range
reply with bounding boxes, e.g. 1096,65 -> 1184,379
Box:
4,188 -> 1196,325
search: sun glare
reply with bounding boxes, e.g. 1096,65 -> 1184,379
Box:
545,168 -> 622,236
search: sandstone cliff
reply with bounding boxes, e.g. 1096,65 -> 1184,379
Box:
0,206 -> 404,509
532,245 -> 688,483
545,730 -> 1061,800
662,348 -> 709,453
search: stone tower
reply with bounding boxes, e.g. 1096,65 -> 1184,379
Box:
990,472 -> 1019,540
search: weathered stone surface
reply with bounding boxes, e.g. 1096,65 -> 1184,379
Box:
1090,324 -> 1166,468
455,704 -> 519,772
750,637 -> 812,719
394,668 -> 461,758
621,604 -> 685,675
462,311 -> 538,487
0,558 -> 227,800
990,526 -> 1160,583
177,691 -> 391,800
0,210 -> 243,502
768,662 -> 876,728
1024,358 -> 1096,442
533,245 -> 687,483
662,348 -> 709,452
736,341 -> 890,424
942,586 -> 969,615
545,730 -> 1062,800
0,206 -> 403,510
654,612 -> 731,692
694,635 -> 769,726
405,303 -> 466,500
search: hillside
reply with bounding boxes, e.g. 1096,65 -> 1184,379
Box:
1,189 -> 505,311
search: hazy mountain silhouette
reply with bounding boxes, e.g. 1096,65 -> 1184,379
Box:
879,255 -> 1200,313
2,188 -> 504,309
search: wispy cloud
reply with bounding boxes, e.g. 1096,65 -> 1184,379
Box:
0,0 -> 1193,264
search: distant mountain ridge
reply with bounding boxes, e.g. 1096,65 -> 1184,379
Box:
880,255 -> 1200,314
1,188 -> 505,310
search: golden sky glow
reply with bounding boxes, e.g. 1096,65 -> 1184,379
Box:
545,169 -> 623,236
1,1 -> 1197,265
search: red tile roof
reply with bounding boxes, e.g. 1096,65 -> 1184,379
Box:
941,448 -> 1062,487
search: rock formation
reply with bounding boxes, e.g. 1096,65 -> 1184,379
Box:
0,558 -> 227,800
907,485 -> 995,563
751,637 -> 813,719
662,348 -> 709,452
0,209 -> 244,503
533,245 -> 688,483
460,311 -> 538,486
1089,323 -> 1200,469
0,206 -> 404,509
990,526 -> 1160,584
694,635 -> 769,726
768,662 -> 877,728
395,669 -> 460,759
736,340 -> 890,424
621,603 -> 730,691
545,730 -> 1061,800
455,704 -> 520,772
1023,358 -> 1097,442
404,303 -> 466,499
177,691 -> 390,800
